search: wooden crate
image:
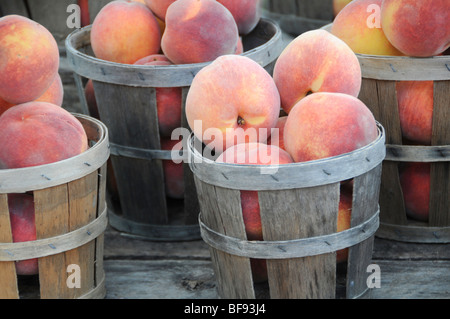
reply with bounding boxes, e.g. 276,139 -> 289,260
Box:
64,18 -> 284,241
187,124 -> 386,299
354,52 -> 450,243
261,0 -> 334,36
0,114 -> 110,299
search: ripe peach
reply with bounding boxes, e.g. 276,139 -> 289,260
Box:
0,15 -> 59,104
216,142 -> 294,283
0,73 -> 64,117
8,193 -> 38,275
161,0 -> 239,64
284,92 -> 378,162
399,162 -> 430,222
186,55 -> 280,153
336,185 -> 352,264
144,0 -> 176,20
331,0 -> 404,56
160,136 -> 185,199
381,0 -> 450,57
273,30 -> 361,114
396,81 -> 434,145
266,116 -> 287,151
217,0 -> 261,35
90,0 -> 161,64
0,102 -> 88,169
134,54 -> 182,137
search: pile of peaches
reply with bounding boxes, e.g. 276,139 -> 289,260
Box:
331,0 -> 449,222
0,15 -> 91,275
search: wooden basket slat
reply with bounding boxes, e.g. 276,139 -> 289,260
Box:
194,177 -> 255,299
66,170 -> 98,298
92,81 -> 168,225
259,185 -> 339,299
34,184 -> 71,299
0,194 -> 19,299
346,164 -> 382,299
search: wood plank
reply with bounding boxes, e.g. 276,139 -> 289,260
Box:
93,81 -> 168,225
34,184 -> 70,299
429,80 -> 450,227
259,185 -> 339,299
0,194 -> 19,299
194,177 -> 255,299
65,171 -> 98,298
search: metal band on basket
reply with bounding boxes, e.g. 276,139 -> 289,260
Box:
198,209 -> 380,259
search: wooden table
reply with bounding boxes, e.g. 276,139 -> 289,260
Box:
102,224 -> 450,299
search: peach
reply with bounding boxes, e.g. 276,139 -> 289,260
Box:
8,193 -> 38,275
160,136 -> 185,199
396,81 -> 434,145
399,163 -> 430,222
381,0 -> 450,57
217,0 -> 261,35
331,0 -> 404,56
0,102 -> 88,169
0,15 -> 59,104
134,54 -> 182,137
0,73 -> 64,117
161,0 -> 239,64
186,55 -> 280,153
284,92 -> 378,162
266,116 -> 287,151
90,0 -> 161,64
144,0 -> 176,20
273,30 -> 362,114
216,142 -> 294,283
333,0 -> 352,16
336,184 -> 352,264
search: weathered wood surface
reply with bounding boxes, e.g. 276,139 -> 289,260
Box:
101,226 -> 450,299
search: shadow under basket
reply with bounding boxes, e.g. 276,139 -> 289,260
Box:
187,123 -> 386,299
65,18 -> 285,241
0,114 -> 110,299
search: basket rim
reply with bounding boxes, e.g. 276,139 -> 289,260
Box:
0,113 -> 110,193
64,18 -> 284,87
321,23 -> 450,81
188,122 -> 386,190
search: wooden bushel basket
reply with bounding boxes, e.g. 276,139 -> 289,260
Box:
187,124 -> 386,299
65,18 -> 285,241
261,0 -> 334,36
0,114 -> 109,299
356,51 -> 450,243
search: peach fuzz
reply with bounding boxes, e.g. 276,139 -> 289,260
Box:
399,163 -> 431,222
216,142 -> 294,282
381,0 -> 450,57
284,92 -> 378,163
396,81 -> 434,145
273,29 -> 362,114
0,102 -> 88,169
331,0 -> 403,56
90,0 -> 161,64
161,0 -> 239,64
134,54 -> 182,137
217,0 -> 261,35
160,137 -> 185,199
8,193 -> 38,275
185,55 -> 280,153
0,15 -> 59,104
144,0 -> 176,21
